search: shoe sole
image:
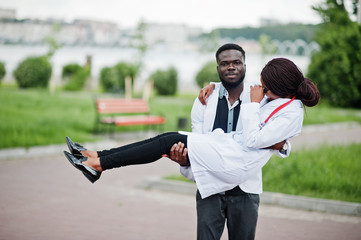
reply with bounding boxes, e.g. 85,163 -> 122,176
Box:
63,151 -> 100,183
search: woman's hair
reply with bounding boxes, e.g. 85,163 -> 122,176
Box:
261,58 -> 320,107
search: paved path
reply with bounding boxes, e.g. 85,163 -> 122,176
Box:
0,123 -> 361,240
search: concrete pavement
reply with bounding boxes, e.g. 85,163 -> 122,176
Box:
0,122 -> 361,240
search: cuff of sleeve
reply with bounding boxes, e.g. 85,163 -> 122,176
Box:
278,140 -> 291,158
180,166 -> 195,182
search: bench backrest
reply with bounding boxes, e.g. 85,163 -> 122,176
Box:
96,98 -> 150,114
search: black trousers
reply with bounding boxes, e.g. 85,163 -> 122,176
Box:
196,187 -> 259,240
98,132 -> 188,170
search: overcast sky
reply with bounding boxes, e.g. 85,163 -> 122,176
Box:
0,0 -> 324,30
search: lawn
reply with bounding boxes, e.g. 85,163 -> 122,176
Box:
262,143 -> 361,203
0,87 -> 97,148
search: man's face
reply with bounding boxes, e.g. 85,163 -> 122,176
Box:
217,49 -> 246,88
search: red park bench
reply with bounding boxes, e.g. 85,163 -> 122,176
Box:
95,98 -> 166,134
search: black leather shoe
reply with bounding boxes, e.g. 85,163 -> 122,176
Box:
63,151 -> 101,183
66,136 -> 87,159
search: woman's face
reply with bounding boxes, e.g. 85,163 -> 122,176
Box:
261,77 -> 279,101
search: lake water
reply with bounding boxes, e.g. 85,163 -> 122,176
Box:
0,44 -> 310,92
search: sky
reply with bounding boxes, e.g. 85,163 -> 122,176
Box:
0,0 -> 324,30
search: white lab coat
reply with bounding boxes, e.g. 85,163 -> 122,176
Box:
180,83 -> 248,180
181,84 -> 304,199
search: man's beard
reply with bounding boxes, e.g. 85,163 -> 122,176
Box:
220,72 -> 246,88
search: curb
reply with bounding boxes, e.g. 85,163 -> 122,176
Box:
260,192 -> 361,217
142,177 -> 361,217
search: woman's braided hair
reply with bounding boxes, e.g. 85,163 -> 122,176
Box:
261,58 -> 320,107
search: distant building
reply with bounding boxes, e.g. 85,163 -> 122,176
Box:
144,23 -> 203,50
73,19 -> 121,46
259,17 -> 280,26
0,17 -> 122,46
0,8 -> 16,19
0,14 -> 204,50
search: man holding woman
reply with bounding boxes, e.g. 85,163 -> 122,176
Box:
64,44 -> 319,240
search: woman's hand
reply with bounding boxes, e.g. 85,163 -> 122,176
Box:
198,84 -> 215,105
250,85 -> 264,103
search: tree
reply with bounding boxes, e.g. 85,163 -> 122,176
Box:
45,24 -> 61,58
132,19 -> 148,67
259,34 -> 277,55
128,19 -> 148,93
307,0 -> 361,108
0,62 -> 5,84
200,30 -> 220,53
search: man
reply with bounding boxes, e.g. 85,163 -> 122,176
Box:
169,43 -> 288,240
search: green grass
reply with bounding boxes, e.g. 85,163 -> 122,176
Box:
303,103 -> 361,125
262,143 -> 361,203
165,143 -> 361,203
164,174 -> 194,182
0,87 -> 97,148
149,94 -> 195,131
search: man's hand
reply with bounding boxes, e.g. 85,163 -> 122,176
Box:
268,140 -> 286,150
162,142 -> 189,166
198,84 -> 215,105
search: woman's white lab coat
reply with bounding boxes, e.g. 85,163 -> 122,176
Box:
185,98 -> 304,199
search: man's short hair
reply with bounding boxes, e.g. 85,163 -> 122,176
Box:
215,43 -> 246,62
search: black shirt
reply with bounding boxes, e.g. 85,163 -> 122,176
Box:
212,85 -> 241,133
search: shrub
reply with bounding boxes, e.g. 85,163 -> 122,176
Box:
62,63 -> 82,79
62,63 -> 90,91
0,61 -> 5,84
195,61 -> 219,88
13,56 -> 52,88
100,67 -> 118,92
99,62 -> 139,92
113,62 -> 134,90
151,67 -> 178,95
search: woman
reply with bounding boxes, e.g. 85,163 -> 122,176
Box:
64,58 -> 320,199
